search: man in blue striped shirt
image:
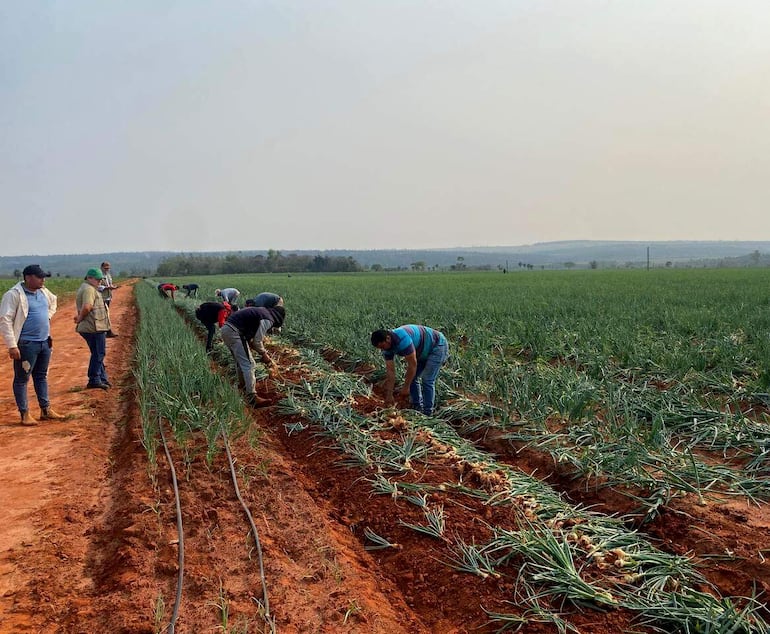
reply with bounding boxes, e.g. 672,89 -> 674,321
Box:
371,324 -> 449,416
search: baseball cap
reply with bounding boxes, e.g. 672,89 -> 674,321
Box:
22,264 -> 51,278
85,268 -> 104,280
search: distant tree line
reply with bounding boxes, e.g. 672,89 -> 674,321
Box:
156,250 -> 363,276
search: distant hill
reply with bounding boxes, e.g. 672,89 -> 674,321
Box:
323,241 -> 770,269
2,241 -> 770,277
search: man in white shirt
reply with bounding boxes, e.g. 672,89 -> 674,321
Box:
0,265 -> 67,424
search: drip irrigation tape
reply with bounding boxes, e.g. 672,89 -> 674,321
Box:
159,416 -> 185,634
220,422 -> 274,630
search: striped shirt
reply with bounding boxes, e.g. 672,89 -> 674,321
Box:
382,325 -> 446,362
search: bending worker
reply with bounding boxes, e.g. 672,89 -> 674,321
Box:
182,283 -> 199,298
371,324 -> 449,416
220,305 -> 285,407
215,287 -> 240,309
195,301 -> 231,352
158,283 -> 177,300
251,292 -> 283,308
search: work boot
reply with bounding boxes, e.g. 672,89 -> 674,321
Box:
20,411 -> 38,426
40,407 -> 66,421
245,393 -> 270,408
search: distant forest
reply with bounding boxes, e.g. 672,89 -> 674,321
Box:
157,251 -> 362,275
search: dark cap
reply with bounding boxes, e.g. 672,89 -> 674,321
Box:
22,264 -> 51,278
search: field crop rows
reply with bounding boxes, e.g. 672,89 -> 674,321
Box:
152,270 -> 770,632
134,282 -> 277,633
275,270 -> 770,513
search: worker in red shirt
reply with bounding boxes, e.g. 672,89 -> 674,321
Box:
157,283 -> 178,300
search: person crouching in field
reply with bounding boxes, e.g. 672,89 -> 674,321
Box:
251,292 -> 283,308
195,301 -> 231,353
245,293 -> 284,334
220,305 -> 285,407
215,287 -> 241,309
371,325 -> 449,416
182,283 -> 199,298
158,283 -> 178,300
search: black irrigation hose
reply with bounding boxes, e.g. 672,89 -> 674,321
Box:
155,416 -> 274,634
220,422 -> 274,631
158,416 -> 185,634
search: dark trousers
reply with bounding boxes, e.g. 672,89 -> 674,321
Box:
79,332 -> 109,386
205,323 -> 216,351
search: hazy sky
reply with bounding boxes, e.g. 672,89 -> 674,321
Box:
2,1 -> 769,255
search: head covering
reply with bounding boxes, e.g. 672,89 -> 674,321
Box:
264,305 -> 286,329
85,268 -> 104,280
22,264 -> 51,278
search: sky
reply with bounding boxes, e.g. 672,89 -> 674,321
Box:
1,1 -> 769,256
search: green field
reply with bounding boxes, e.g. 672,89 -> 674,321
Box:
148,269 -> 770,632
166,268 -> 770,388
162,268 -> 770,511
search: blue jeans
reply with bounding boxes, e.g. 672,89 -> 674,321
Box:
79,332 -> 109,386
409,343 -> 449,415
13,339 -> 52,412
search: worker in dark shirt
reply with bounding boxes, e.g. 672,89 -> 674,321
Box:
245,293 -> 284,333
195,301 -> 231,352
220,306 -> 286,407
182,283 -> 199,298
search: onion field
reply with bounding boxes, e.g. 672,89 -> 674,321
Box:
146,269 -> 770,633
